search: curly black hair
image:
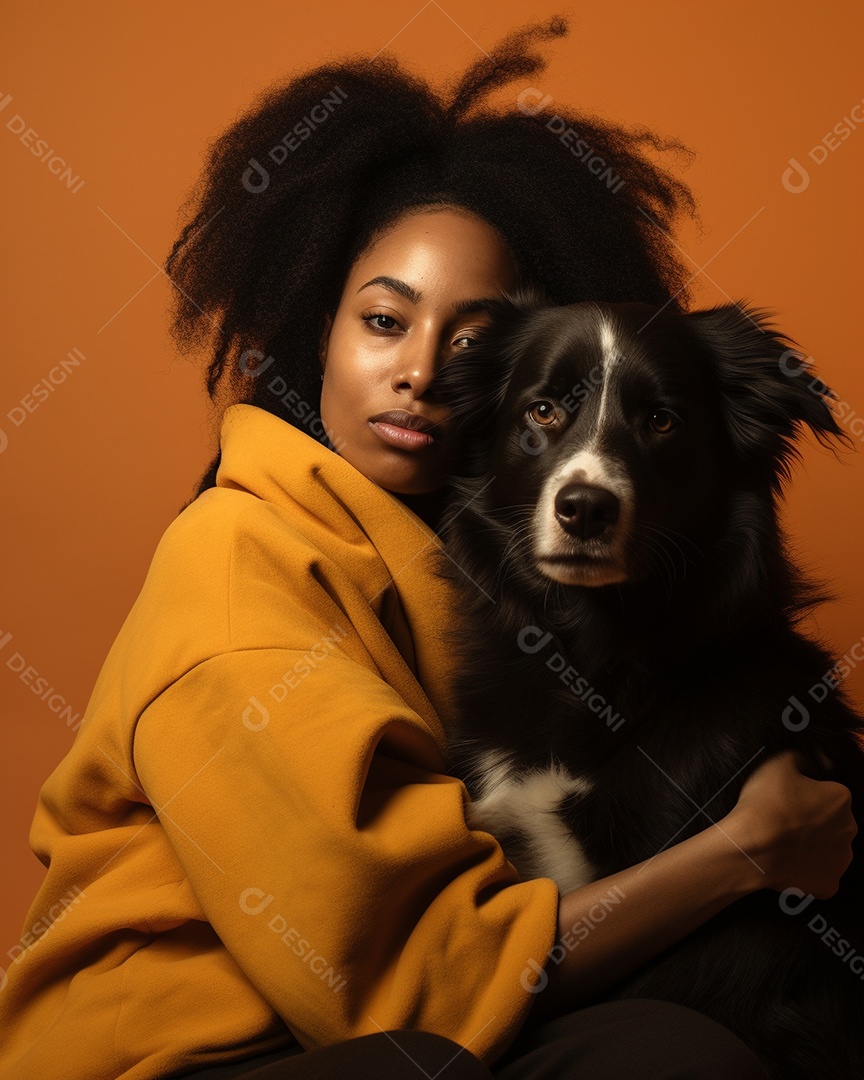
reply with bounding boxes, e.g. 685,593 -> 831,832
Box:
165,15 -> 699,507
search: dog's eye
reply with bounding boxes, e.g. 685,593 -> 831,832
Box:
527,400 -> 560,426
649,409 -> 678,434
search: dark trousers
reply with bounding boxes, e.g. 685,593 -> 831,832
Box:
178,999 -> 771,1079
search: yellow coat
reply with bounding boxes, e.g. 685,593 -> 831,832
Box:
0,404 -> 559,1080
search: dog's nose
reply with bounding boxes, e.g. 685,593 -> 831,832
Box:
554,484 -> 619,540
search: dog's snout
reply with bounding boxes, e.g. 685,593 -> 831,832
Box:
554,484 -> 620,540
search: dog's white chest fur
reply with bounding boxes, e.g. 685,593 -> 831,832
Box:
465,750 -> 597,894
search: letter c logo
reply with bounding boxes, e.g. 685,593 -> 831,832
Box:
517,626 -> 553,654
778,887 -> 815,916
520,958 -> 549,994
243,696 -> 270,731
778,348 -> 809,378
517,88 -> 553,116
782,694 -> 810,732
239,888 -> 275,915
781,157 -> 810,194
242,157 -> 270,194
519,427 -> 548,456
238,349 -> 275,377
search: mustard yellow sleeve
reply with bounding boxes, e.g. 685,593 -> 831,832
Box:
132,645 -> 559,1065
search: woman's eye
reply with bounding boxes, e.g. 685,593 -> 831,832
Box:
527,400 -> 560,426
362,313 -> 400,332
649,409 -> 679,434
452,334 -> 477,349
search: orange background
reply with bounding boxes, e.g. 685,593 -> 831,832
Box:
1,0 -> 862,955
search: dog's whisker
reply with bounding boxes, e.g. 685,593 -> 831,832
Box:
639,524 -> 703,579
489,523 -> 536,596
640,521 -> 703,557
628,531 -> 678,598
633,525 -> 694,592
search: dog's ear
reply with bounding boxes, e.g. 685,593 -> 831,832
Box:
682,301 -> 849,486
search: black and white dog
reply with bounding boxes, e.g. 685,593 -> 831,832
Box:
432,289 -> 864,1079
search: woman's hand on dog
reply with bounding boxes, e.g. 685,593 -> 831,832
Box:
730,748 -> 857,899
523,748 -> 855,1019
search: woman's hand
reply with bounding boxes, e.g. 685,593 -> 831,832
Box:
529,748 -> 859,1019
726,748 -> 857,899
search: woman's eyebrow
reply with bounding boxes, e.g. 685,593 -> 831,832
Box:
357,276 -> 501,315
452,296 -> 500,315
358,276 -> 420,304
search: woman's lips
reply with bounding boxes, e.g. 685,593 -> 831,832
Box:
369,420 -> 437,451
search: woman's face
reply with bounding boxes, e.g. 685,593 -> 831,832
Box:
319,207 -> 520,495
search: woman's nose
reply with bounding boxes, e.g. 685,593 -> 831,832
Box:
390,339 -> 440,398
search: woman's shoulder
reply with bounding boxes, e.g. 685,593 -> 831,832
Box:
159,480 -> 375,593
138,479 -> 402,657
145,485 -> 331,627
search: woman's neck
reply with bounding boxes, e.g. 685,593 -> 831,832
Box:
392,487 -> 450,534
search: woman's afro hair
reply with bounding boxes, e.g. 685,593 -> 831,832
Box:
165,15 -> 700,503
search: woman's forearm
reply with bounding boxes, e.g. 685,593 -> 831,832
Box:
521,748 -> 856,1021
527,808 -> 762,1020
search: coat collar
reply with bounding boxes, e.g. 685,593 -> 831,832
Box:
215,403 -> 460,744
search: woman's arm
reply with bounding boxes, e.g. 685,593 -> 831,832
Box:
528,749 -> 857,1020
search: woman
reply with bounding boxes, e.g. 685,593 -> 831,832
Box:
0,18 -> 855,1080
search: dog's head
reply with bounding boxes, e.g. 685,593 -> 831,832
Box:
433,290 -> 846,589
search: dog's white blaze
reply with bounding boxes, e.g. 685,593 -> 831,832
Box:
594,318 -> 619,434
532,315 -> 634,585
466,750 -> 597,894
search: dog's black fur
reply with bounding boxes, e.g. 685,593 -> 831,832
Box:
431,289 -> 864,1079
